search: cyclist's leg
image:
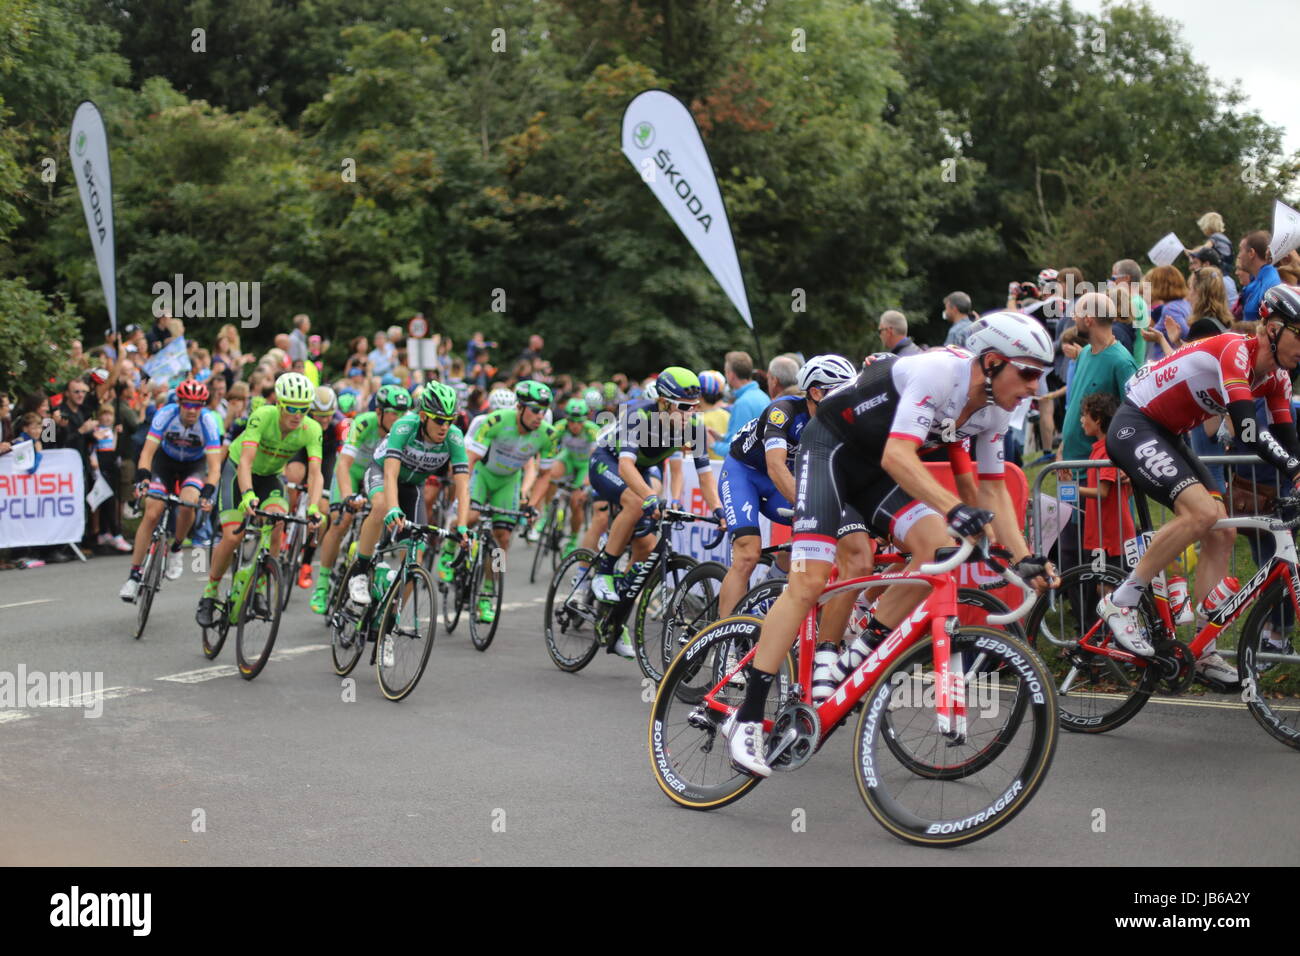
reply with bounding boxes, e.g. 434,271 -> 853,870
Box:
260,477 -> 289,556
718,457 -> 764,616
818,522 -> 875,645
346,468 -> 389,604
172,467 -> 204,544
131,495 -> 166,567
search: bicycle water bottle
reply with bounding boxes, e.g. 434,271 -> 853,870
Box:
373,560 -> 394,599
1167,575 -> 1192,625
820,632 -> 881,698
1200,576 -> 1240,616
846,591 -> 873,641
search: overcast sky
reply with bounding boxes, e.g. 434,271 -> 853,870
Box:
1068,0 -> 1298,155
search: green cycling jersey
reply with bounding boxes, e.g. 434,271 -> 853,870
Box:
231,403 -> 323,476
466,409 -> 557,477
341,411 -> 385,478
379,411 -> 468,484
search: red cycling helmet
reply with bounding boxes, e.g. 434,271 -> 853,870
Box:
176,379 -> 209,404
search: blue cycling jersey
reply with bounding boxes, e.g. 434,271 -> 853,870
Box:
147,403 -> 223,462
728,395 -> 808,474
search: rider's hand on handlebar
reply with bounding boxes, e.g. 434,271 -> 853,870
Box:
712,506 -> 727,530
384,506 -> 405,532
946,503 -> 994,541
346,493 -> 366,512
641,494 -> 660,516
1013,555 -> 1060,594
307,503 -> 323,526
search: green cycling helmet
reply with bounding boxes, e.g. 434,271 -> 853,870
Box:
655,366 -> 702,403
275,372 -> 315,405
338,392 -> 357,415
515,379 -> 553,407
376,383 -> 412,412
602,382 -> 619,402
564,397 -> 589,419
419,381 -> 459,417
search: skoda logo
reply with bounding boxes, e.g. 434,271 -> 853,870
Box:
1117,426 -> 1135,439
633,121 -> 654,149
75,131 -> 87,156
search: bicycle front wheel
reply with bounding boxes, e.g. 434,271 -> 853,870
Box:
236,557 -> 283,679
330,559 -> 367,677
544,549 -> 601,672
468,542 -> 504,651
1238,579 -> 1300,750
134,537 -> 164,640
654,559 -> 727,681
854,626 -> 1057,847
376,565 -> 437,701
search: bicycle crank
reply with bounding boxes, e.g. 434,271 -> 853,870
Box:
1151,637 -> 1195,694
766,702 -> 821,772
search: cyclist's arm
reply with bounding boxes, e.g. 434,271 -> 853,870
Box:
617,454 -> 654,500
764,447 -> 796,505
237,438 -> 258,497
697,466 -> 722,513
137,434 -> 160,474
881,438 -> 961,517
335,451 -> 356,499
382,456 -> 403,518
203,446 -> 222,490
954,470 -> 980,507
522,455 -> 539,500
452,471 -> 471,529
1227,400 -> 1300,479
975,479 -> 1029,562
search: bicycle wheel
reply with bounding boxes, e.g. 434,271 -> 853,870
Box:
529,502 -> 555,585
330,559 -> 367,677
236,557 -> 283,679
201,552 -> 234,660
649,616 -> 794,810
468,541 -> 504,652
854,626 -> 1057,847
134,536 -> 164,640
632,554 -> 697,682
544,549 -> 602,672
735,577 -> 787,617
1023,564 -> 1158,733
279,522 -> 303,611
376,565 -> 437,701
652,559 -> 726,681
1238,579 -> 1300,750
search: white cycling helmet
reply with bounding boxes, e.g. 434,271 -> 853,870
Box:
797,354 -> 857,393
312,385 -> 337,414
489,387 -> 517,411
1037,268 -> 1059,289
965,311 -> 1054,366
643,381 -> 658,401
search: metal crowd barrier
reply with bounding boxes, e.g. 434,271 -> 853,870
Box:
1027,454 -> 1286,661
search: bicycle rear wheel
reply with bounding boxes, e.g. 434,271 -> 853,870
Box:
544,549 -> 601,672
854,626 -> 1057,847
654,559 -> 727,681
1237,579 -> 1300,750
134,536 -> 164,640
376,565 -> 437,701
279,522 -> 301,611
649,616 -> 794,810
529,503 -> 556,585
1023,564 -> 1158,733
330,559 -> 367,677
236,557 -> 283,679
468,541 -> 504,651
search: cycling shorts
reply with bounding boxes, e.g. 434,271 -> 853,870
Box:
471,467 -> 523,529
1106,402 -> 1213,510
330,466 -> 372,505
216,459 -> 286,526
719,456 -> 792,540
790,417 -> 939,564
149,452 -> 207,497
557,448 -> 590,485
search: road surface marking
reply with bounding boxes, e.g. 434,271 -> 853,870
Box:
156,644 -> 328,683
0,599 -> 56,610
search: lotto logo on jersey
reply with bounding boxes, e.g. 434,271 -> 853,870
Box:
1134,439 -> 1178,478
1234,348 -> 1249,371
1154,365 -> 1178,387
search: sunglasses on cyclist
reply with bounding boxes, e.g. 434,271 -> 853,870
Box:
1004,358 -> 1046,382
421,411 -> 455,424
179,401 -> 206,410
666,400 -> 699,412
520,403 -> 549,413
281,403 -> 310,415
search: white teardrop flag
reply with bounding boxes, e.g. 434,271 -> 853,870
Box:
621,90 -> 753,330
1270,199 -> 1300,263
69,101 -> 118,334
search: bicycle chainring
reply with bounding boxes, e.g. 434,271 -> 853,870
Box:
766,702 -> 821,772
1152,637 -> 1195,693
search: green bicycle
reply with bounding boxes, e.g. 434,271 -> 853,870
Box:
200,507 -> 313,679
330,522 -> 439,701
441,502 -> 528,651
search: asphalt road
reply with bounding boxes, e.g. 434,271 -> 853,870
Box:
0,547 -> 1296,866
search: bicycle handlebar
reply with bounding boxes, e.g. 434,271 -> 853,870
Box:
918,536 -> 1036,626
143,491 -> 201,509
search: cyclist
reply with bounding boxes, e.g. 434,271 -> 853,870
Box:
345,382 -> 471,605
716,355 -> 858,619
197,372 -> 324,628
308,383 -> 412,613
119,379 -> 223,601
461,380 -> 558,622
290,386 -> 346,590
588,367 -> 724,610
526,397 -> 598,556
1099,285 -> 1300,685
723,313 -> 1060,777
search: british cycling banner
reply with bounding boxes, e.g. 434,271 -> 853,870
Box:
0,449 -> 86,548
69,101 -> 118,335
621,89 -> 753,331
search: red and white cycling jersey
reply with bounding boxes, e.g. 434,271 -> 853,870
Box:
1124,333 -> 1292,434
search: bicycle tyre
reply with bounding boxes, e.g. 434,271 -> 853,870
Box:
1237,579 -> 1300,750
529,502 -> 555,585
330,558 -> 367,677
469,541 -> 504,652
236,557 -> 283,680
649,615 -> 794,810
544,549 -> 601,672
134,536 -> 163,640
201,551 -> 233,660
1023,563 -> 1158,733
376,564 -> 437,701
854,625 -> 1057,847
651,559 -> 725,682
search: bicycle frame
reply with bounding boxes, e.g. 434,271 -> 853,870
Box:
700,540 -> 1033,744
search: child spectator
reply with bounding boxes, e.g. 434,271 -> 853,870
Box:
1078,393 -> 1134,570
91,404 -> 131,551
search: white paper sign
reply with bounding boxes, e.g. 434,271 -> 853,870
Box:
1147,232 -> 1184,268
86,470 -> 114,510
1270,199 -> 1300,263
10,441 -> 36,472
